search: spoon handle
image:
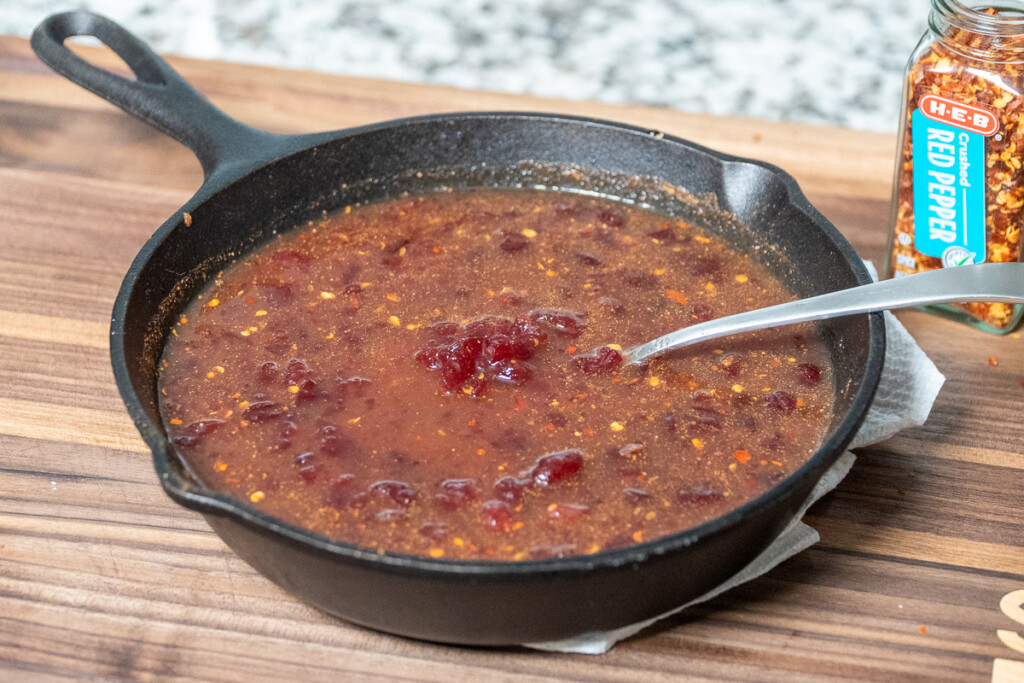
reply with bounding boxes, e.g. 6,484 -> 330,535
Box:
627,262 -> 1024,364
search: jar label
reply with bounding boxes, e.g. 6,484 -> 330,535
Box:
918,94 -> 999,135
911,107 -> 988,265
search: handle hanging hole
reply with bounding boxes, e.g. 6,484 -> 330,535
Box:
65,35 -> 137,82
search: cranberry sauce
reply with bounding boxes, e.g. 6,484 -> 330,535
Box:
158,189 -> 833,561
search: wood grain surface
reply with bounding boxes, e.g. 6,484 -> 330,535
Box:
1,36 -> 1023,682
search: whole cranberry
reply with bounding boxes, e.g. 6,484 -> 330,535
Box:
434,478 -> 482,510
294,452 -> 317,483
494,476 -> 529,503
766,390 -> 798,413
242,401 -> 286,423
573,346 -> 622,374
530,449 -> 584,486
676,485 -> 725,505
370,480 -> 417,507
546,503 -> 590,523
797,363 -> 822,386
479,500 -> 514,532
326,474 -> 367,509
529,308 -> 587,337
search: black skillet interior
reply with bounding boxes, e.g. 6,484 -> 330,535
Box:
33,11 -> 885,645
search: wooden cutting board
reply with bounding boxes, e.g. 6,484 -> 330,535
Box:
1,36 -> 1022,682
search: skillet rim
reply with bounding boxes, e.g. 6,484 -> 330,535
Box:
110,110 -> 886,577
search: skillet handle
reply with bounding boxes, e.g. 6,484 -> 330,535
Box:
31,11 -> 280,178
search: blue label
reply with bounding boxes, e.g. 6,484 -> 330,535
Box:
912,109 -> 986,265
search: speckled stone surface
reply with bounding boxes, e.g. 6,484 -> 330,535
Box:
2,0 -> 935,132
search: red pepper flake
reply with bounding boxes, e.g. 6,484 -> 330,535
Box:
245,296 -> 255,304
543,422 -> 556,431
514,395 -> 526,411
989,357 -> 998,366
734,449 -> 751,463
665,289 -> 688,305
920,625 -> 927,635
567,346 -> 577,353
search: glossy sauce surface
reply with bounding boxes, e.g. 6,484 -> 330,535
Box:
159,189 -> 833,561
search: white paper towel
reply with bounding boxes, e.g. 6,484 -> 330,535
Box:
527,277 -> 946,654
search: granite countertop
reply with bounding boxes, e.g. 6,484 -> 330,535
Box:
4,0 -> 934,132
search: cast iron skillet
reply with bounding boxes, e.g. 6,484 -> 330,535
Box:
33,11 -> 885,645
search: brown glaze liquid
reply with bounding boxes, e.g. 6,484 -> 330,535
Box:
159,189 -> 832,561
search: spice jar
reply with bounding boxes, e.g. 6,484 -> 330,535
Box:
886,0 -> 1024,332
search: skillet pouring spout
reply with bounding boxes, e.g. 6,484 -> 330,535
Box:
31,10 -> 886,645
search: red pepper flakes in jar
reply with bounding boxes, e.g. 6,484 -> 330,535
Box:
886,0 -> 1024,332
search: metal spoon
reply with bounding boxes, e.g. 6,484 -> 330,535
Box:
626,262 -> 1024,365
